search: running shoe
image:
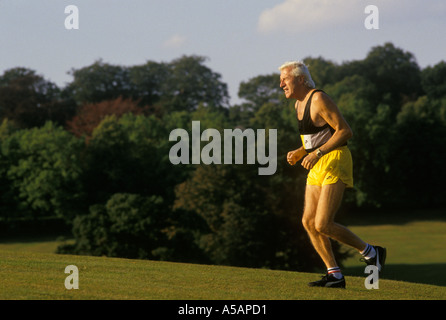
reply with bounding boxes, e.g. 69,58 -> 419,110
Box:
362,245 -> 387,272
308,273 -> 346,288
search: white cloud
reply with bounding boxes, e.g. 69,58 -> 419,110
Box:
257,0 -> 360,34
257,0 -> 446,34
163,34 -> 187,48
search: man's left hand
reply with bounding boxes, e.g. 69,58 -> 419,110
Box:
301,152 -> 319,170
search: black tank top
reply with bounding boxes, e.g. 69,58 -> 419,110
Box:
297,89 -> 340,152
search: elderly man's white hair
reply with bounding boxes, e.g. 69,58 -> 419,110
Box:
279,61 -> 316,89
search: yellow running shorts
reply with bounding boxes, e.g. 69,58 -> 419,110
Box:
307,146 -> 354,188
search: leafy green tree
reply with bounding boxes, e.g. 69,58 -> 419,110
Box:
359,42 -> 422,108
0,68 -> 76,128
323,52 -> 446,209
160,55 -> 230,112
174,164 -> 275,268
390,96 -> 446,208
58,191 -> 207,262
238,74 -> 282,110
421,61 -> 446,99
234,72 -> 292,130
303,56 -> 340,89
62,193 -> 167,258
332,43 -> 422,116
128,60 -> 169,107
1,122 -> 84,220
0,119 -> 19,220
81,113 -> 186,208
65,60 -> 133,106
65,56 -> 229,114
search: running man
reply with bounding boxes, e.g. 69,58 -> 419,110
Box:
279,60 -> 386,288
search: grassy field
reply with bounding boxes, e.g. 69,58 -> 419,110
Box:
1,215 -> 445,300
1,249 -> 445,300
343,220 -> 446,287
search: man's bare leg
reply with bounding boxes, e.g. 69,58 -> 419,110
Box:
302,184 -> 339,269
314,180 -> 367,253
302,180 -> 368,269
303,180 -> 370,288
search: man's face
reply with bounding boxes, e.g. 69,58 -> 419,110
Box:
279,67 -> 299,99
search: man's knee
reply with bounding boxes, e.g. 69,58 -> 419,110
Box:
302,215 -> 316,233
315,219 -> 331,235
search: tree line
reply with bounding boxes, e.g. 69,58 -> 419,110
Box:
0,43 -> 445,271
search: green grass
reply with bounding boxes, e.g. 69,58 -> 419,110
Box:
342,220 -> 446,286
1,217 -> 446,300
0,237 -> 69,253
1,249 -> 445,300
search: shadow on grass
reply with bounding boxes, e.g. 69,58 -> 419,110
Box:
343,263 -> 446,287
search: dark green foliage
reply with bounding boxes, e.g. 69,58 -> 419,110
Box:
63,193 -> 168,258
80,114 -> 179,206
421,61 -> 446,99
64,55 -> 229,113
0,68 -> 76,129
58,193 -> 207,262
0,121 -> 84,220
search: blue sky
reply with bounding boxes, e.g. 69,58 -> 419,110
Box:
1,0 -> 445,105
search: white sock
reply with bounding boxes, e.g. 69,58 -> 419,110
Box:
360,243 -> 376,260
327,267 -> 343,279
